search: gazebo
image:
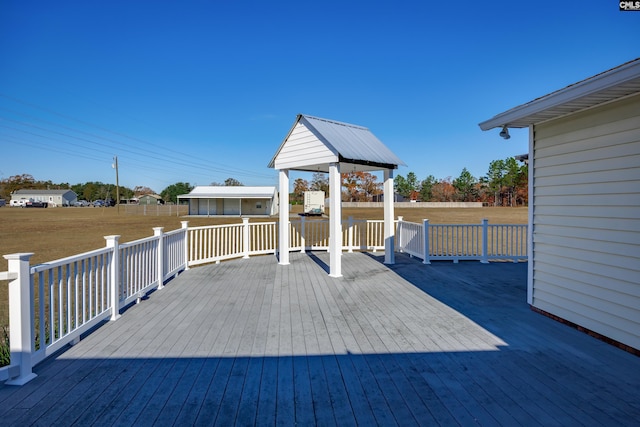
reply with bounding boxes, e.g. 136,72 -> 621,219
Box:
268,114 -> 405,277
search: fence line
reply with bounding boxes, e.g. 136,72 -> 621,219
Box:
1,216 -> 527,385
123,204 -> 188,217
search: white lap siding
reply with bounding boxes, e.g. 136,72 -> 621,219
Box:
532,93 -> 640,350
273,123 -> 336,170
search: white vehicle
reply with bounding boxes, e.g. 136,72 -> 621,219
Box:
302,191 -> 325,216
10,198 -> 28,207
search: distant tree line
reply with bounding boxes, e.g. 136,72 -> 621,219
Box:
396,157 -> 528,206
0,174 -> 251,205
289,157 -> 528,206
1,162 -> 527,208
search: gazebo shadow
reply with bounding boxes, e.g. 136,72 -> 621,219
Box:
307,252 -> 330,274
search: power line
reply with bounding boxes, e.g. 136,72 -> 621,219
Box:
0,94 -> 276,180
0,116 -> 275,181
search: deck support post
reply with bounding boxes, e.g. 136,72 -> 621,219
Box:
384,169 -> 395,265
278,169 -> 290,265
4,253 -> 37,386
153,227 -> 165,289
105,235 -> 121,321
329,163 -> 342,277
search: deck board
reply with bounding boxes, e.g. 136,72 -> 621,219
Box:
0,252 -> 639,426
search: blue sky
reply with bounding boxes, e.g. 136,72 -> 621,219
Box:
1,1 -> 638,193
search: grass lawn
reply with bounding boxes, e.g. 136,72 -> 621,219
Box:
0,205 -> 527,330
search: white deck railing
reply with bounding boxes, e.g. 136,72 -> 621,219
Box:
1,216 -> 527,385
0,222 -> 189,385
397,218 -> 528,263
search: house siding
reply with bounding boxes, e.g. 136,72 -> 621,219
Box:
532,93 -> 640,349
273,123 -> 337,169
12,190 -> 77,206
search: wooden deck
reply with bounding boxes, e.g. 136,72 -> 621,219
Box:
0,252 -> 638,426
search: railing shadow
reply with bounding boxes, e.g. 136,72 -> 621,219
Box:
362,251 -> 530,344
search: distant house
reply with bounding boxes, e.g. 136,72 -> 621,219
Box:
480,58 -> 640,352
178,186 -> 278,216
11,189 -> 77,207
137,194 -> 164,205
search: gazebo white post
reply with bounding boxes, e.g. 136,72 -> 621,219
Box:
278,169 -> 290,265
384,168 -> 395,265
329,162 -> 342,277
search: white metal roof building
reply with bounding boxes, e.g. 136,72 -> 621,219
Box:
269,114 -> 405,277
480,58 -> 640,352
178,186 -> 278,216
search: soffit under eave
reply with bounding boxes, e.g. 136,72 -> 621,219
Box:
481,87 -> 640,129
279,159 -> 399,174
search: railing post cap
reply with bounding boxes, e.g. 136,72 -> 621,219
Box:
242,217 -> 249,223
3,253 -> 34,261
153,227 -> 164,234
181,221 -> 189,228
104,235 -> 121,244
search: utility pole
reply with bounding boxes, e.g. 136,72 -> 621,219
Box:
112,156 -> 120,214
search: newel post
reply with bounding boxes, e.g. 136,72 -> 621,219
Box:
422,219 -> 431,264
300,216 -> 306,254
181,221 -> 190,270
397,216 -> 404,252
242,218 -> 250,259
153,227 -> 165,289
4,253 -> 37,386
347,216 -> 354,253
481,219 -> 489,264
105,235 -> 121,321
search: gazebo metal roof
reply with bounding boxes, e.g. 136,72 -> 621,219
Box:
268,114 -> 405,172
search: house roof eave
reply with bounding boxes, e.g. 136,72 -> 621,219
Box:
479,58 -> 640,131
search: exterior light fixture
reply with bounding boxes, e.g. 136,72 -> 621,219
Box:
499,125 -> 511,140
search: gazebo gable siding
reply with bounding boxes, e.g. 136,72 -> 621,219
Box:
273,122 -> 337,170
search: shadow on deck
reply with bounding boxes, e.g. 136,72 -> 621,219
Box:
0,252 -> 638,426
